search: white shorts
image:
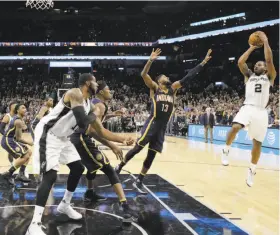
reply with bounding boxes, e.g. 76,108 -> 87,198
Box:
33,122 -> 80,174
233,105 -> 268,142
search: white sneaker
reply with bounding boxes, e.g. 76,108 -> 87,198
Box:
246,168 -> 256,187
57,200 -> 82,220
221,149 -> 229,166
25,222 -> 46,235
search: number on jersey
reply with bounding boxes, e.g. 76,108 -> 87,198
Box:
255,84 -> 262,93
162,104 -> 169,112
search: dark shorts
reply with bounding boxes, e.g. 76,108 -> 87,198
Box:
70,133 -> 110,173
1,137 -> 28,159
137,118 -> 167,153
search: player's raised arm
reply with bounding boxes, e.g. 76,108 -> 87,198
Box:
141,48 -> 160,90
171,49 -> 212,90
15,119 -> 33,146
238,45 -> 257,82
65,88 -> 95,129
35,106 -> 49,120
258,32 -> 277,85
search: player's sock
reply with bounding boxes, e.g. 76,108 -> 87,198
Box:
62,190 -> 74,204
8,165 -> 17,175
20,165 -> 26,173
31,205 -> 44,223
119,198 -> 127,204
249,163 -> 257,173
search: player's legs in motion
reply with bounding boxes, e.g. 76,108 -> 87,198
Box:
7,154 -> 14,166
221,123 -> 243,166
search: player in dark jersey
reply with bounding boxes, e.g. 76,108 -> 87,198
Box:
0,101 -> 17,165
30,97 -> 53,140
115,48 -> 212,193
0,104 -> 33,185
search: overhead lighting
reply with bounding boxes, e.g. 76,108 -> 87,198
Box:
228,57 -> 235,61
184,59 -> 197,62
17,67 -> 23,71
118,67 -> 124,71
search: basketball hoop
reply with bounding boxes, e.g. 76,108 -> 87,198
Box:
26,0 -> 54,10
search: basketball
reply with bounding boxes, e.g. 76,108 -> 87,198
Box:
248,31 -> 264,47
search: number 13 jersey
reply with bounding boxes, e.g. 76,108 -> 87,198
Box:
244,73 -> 271,109
151,87 -> 176,125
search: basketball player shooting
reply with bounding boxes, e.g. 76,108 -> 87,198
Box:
0,101 -> 17,165
115,48 -> 212,194
26,74 -> 134,235
221,32 -> 277,187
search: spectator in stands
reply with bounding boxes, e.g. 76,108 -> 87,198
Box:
202,107 -> 215,143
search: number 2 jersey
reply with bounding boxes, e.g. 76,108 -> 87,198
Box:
149,87 -> 176,125
244,73 -> 271,109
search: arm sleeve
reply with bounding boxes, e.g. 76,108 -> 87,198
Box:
72,106 -> 97,129
0,122 -> 6,135
179,64 -> 204,87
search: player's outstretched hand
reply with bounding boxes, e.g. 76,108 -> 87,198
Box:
123,137 -> 135,146
257,31 -> 268,42
203,49 -> 212,64
114,110 -> 124,116
150,48 -> 162,61
112,145 -> 123,162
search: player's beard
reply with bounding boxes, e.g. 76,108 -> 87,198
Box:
89,86 -> 96,97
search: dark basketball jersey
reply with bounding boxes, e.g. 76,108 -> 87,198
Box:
4,116 -> 21,138
150,88 -> 175,124
92,98 -> 108,122
31,106 -> 50,129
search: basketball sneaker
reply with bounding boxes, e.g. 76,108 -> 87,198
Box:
132,179 -> 148,195
1,172 -> 15,186
15,172 -> 31,183
121,201 -> 138,223
57,222 -> 83,235
221,149 -> 229,166
246,168 -> 256,187
57,200 -> 82,220
84,189 -> 107,202
25,222 -> 46,235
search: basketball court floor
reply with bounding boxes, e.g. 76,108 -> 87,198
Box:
0,134 -> 279,235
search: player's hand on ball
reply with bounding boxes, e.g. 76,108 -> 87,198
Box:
203,49 -> 212,64
249,44 -> 260,50
112,146 -> 123,161
150,48 -> 162,61
123,137 -> 135,146
257,31 -> 268,42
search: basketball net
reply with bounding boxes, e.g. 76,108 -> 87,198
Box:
26,0 -> 54,10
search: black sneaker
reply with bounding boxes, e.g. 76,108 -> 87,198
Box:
121,202 -> 138,223
132,180 -> 148,195
83,189 -> 107,202
15,172 -> 31,183
1,172 -> 15,186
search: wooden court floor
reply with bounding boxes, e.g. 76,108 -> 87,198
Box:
0,133 -> 279,235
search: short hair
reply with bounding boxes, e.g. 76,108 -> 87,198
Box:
78,73 -> 93,86
9,101 -> 17,110
45,97 -> 53,101
15,104 -> 24,114
97,80 -> 108,93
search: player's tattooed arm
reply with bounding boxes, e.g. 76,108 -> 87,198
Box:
141,48 -> 160,91
65,88 -> 84,108
172,49 -> 212,90
15,120 -> 33,146
238,45 -> 257,82
36,106 -> 49,120
258,32 -> 277,85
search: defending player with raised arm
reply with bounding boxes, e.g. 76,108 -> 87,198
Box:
0,101 -> 17,165
221,31 -> 277,187
115,48 -> 212,194
1,104 -> 33,185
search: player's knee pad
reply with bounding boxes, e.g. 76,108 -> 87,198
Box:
143,150 -> 157,170
67,160 -> 85,176
86,170 -> 96,181
42,169 -> 57,186
101,164 -> 120,185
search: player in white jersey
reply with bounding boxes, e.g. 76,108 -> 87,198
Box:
26,73 -> 134,235
221,32 -> 277,187
0,101 -> 17,165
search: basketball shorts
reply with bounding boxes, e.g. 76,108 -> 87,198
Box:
30,125 -> 35,141
137,118 -> 166,153
233,105 -> 268,142
33,122 -> 81,175
70,133 -> 110,174
1,137 -> 28,159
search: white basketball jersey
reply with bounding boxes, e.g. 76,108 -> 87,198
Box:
244,73 -> 271,108
40,94 -> 91,137
5,113 -> 12,131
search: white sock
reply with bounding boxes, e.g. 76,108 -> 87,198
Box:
224,145 -> 230,153
62,190 -> 74,204
250,163 -> 257,173
31,205 -> 44,223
